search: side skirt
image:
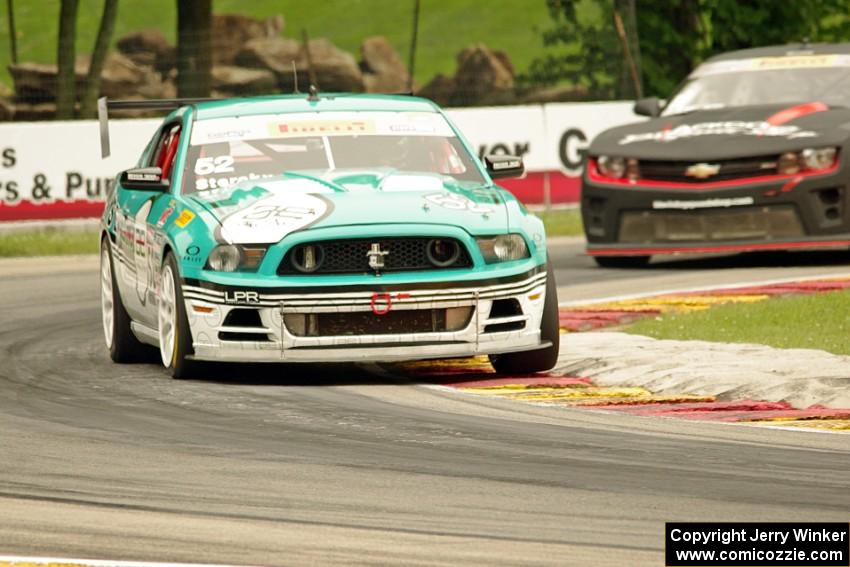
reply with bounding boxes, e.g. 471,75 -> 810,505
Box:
131,321 -> 159,348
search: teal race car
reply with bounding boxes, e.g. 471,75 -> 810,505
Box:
98,93 -> 559,378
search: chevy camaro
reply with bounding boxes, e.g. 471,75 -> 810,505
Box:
98,93 -> 559,378
582,42 -> 850,267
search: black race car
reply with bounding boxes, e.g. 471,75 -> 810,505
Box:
581,43 -> 850,267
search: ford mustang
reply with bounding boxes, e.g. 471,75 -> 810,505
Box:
98,93 -> 559,378
582,43 -> 850,267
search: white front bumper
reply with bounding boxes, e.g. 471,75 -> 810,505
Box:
183,271 -> 548,363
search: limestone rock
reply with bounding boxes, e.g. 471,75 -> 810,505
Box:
360,36 -> 409,93
212,65 -> 278,97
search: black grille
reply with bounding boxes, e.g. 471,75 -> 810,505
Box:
619,205 -> 804,243
284,308 -> 473,337
278,237 -> 472,275
639,156 -> 780,183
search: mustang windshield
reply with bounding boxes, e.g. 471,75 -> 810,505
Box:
184,111 -> 485,193
663,54 -> 850,116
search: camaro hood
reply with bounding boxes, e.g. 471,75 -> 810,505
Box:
590,103 -> 850,160
189,170 -> 507,244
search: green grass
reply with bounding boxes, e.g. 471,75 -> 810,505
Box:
538,207 -> 583,237
0,0 -> 554,92
625,290 -> 850,356
0,228 -> 99,257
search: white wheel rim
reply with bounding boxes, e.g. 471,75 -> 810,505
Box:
100,244 -> 115,350
158,264 -> 178,367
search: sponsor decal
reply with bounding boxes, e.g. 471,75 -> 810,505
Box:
174,209 -> 195,228
224,291 -> 260,304
183,244 -> 202,263
127,172 -> 160,182
424,192 -> 495,214
370,292 -> 411,315
619,121 -> 818,145
156,200 -> 176,227
693,54 -> 850,77
219,192 -> 330,244
652,197 -> 755,210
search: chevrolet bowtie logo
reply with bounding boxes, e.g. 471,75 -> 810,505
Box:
685,162 -> 721,179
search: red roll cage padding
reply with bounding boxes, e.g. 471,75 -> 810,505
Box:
160,128 -> 181,179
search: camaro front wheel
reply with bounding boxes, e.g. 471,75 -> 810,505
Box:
489,261 -> 560,375
101,237 -> 149,362
158,253 -> 197,379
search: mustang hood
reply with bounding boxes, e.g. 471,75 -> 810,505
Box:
189,171 -> 507,244
591,103 -> 850,160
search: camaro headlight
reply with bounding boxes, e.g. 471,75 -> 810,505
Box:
596,156 -> 639,180
597,155 -> 626,178
205,245 -> 267,272
778,147 -> 838,175
477,234 -> 529,263
801,147 -> 837,171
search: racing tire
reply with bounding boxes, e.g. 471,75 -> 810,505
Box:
158,253 -> 198,379
489,261 -> 560,375
593,255 -> 650,268
100,237 -> 150,363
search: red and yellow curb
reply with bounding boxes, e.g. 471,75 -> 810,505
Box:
403,278 -> 850,432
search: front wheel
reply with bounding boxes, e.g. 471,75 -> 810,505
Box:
593,255 -> 650,268
489,262 -> 560,374
158,253 -> 198,379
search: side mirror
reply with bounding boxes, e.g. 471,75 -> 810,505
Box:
484,154 -> 525,180
120,167 -> 169,191
633,97 -> 661,117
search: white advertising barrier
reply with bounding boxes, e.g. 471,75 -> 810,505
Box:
0,102 -> 642,222
0,118 -> 160,221
448,101 -> 640,173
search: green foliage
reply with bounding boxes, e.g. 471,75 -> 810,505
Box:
519,0 -> 633,99
0,0 -> 552,93
634,0 -> 704,99
626,289 -> 850,356
525,0 -> 850,100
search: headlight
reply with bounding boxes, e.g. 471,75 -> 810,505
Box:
801,147 -> 837,171
207,244 -> 242,272
597,155 -> 626,178
596,156 -> 639,180
777,152 -> 801,175
206,245 -> 268,272
777,147 -> 838,175
477,234 -> 529,263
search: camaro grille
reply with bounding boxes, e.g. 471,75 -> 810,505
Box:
619,205 -> 804,243
278,237 -> 473,275
639,155 -> 783,183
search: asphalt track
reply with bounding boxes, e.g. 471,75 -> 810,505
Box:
1,241 -> 849,566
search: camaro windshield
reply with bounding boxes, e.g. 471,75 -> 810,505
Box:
663,54 -> 850,116
184,111 -> 485,193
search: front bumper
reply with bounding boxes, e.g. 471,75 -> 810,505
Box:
581,167 -> 850,256
180,269 -> 548,363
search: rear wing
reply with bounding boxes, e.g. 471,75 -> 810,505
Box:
97,96 -> 214,158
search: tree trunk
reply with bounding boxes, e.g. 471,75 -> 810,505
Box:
56,0 -> 79,119
80,0 -> 119,117
176,0 -> 212,98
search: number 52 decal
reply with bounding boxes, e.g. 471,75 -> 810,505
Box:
194,156 -> 235,175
